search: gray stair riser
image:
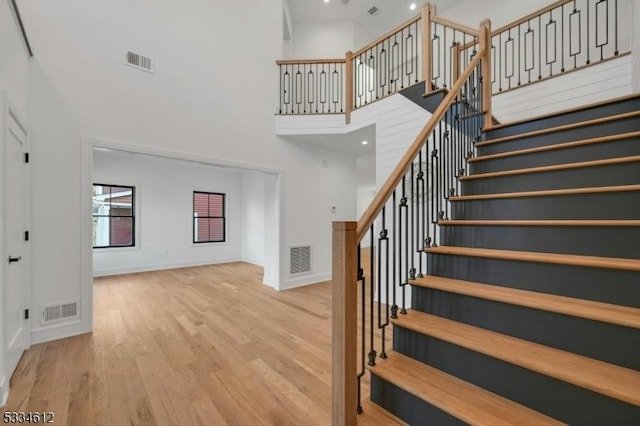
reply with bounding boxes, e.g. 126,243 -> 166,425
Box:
440,225 -> 640,259
483,97 -> 640,140
478,115 -> 640,156
393,327 -> 640,426
427,253 -> 640,307
400,82 -> 446,113
370,374 -> 465,426
461,161 -> 640,195
451,191 -> 640,220
470,137 -> 640,174
411,287 -> 640,370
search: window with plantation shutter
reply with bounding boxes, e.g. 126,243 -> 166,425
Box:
93,184 -> 135,248
193,192 -> 226,243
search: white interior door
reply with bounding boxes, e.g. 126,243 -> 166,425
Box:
3,107 -> 29,381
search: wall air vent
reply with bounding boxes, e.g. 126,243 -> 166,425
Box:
41,301 -> 79,325
368,6 -> 379,16
125,51 -> 154,73
290,245 -> 312,275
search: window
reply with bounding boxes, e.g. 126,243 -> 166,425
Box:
93,184 -> 135,248
193,191 -> 225,243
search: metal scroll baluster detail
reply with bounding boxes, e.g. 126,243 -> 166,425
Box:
276,61 -> 345,115
352,52 -> 486,413
488,0 -> 626,95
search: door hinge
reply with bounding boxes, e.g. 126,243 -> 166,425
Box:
24,152 -> 30,163
25,231 -> 29,241
24,309 -> 29,320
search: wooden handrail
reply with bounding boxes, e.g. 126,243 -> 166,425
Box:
431,15 -> 479,36
356,49 -> 485,240
275,58 -> 346,65
353,15 -> 422,57
492,0 -> 573,35
10,0 -> 33,57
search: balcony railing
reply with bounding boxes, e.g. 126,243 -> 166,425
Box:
276,59 -> 346,115
490,0 -> 630,94
276,1 -> 629,122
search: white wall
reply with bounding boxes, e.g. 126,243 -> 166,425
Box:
92,150 -> 244,276
16,0 -> 359,345
242,171 -> 266,266
292,21 -> 355,58
0,0 -> 30,405
0,0 -> 29,120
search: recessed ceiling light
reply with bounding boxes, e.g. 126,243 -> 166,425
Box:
324,0 -> 330,3
410,3 -> 417,10
362,140 -> 368,145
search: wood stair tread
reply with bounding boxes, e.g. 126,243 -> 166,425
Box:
426,246 -> 640,271
477,110 -> 640,147
369,351 -> 565,426
392,311 -> 640,406
410,275 -> 640,329
450,184 -> 640,201
459,155 -> 640,181
468,131 -> 640,163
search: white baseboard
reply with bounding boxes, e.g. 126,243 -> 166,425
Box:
30,319 -> 89,345
93,257 -> 242,277
282,273 -> 331,290
241,256 -> 264,267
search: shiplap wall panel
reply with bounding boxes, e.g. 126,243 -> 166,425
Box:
350,95 -> 431,187
493,55 -> 632,123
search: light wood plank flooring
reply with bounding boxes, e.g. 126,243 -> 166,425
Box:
3,261 -> 402,425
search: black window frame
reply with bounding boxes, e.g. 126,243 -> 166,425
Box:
193,191 -> 226,244
92,183 -> 136,249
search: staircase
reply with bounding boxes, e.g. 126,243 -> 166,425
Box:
367,95 -> 640,425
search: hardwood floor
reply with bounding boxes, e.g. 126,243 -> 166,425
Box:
3,261 -> 402,425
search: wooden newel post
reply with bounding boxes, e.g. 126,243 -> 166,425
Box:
479,18 -> 492,129
332,221 -> 358,426
422,4 -> 435,94
345,51 -> 354,125
452,42 -> 462,83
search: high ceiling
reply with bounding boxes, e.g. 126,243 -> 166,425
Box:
288,0 -> 465,35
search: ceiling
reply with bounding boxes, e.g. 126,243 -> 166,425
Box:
282,124 -> 376,157
288,0 -> 465,35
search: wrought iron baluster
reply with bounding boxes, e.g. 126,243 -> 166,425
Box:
401,174 -> 408,315
431,129 -> 438,245
409,162 -> 415,282
562,3 -> 566,72
518,24 -> 522,85
614,0 -> 619,55
368,224 -> 376,366
587,0 -> 591,64
377,207 -> 389,360
391,190 -> 398,319
538,15 -> 543,79
498,32 -> 503,91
